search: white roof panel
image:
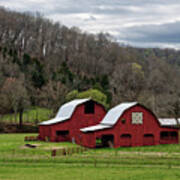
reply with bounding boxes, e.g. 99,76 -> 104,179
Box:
158,118 -> 180,126
55,98 -> 90,119
39,117 -> 68,125
81,124 -> 111,132
39,98 -> 90,125
100,102 -> 137,126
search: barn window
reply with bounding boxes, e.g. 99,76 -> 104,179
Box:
121,118 -> 126,124
121,134 -> 131,138
170,132 -> 178,139
144,134 -> 154,138
56,130 -> 69,136
160,131 -> 169,140
84,101 -> 95,114
160,131 -> 178,141
132,112 -> 143,124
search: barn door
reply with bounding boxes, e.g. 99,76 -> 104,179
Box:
143,134 -> 154,146
120,134 -> 131,147
56,130 -> 70,142
101,135 -> 114,148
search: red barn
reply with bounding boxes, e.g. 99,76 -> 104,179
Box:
80,102 -> 179,148
39,98 -> 106,142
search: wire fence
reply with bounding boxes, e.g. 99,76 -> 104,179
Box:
1,147 -> 179,169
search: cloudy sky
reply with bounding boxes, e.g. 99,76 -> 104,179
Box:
1,0 -> 180,49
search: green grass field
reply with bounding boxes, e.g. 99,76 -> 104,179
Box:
1,134 -> 180,179
0,107 -> 53,124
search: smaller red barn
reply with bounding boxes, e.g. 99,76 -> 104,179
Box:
80,102 -> 179,148
39,98 -> 106,143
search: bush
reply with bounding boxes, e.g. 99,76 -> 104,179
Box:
65,89 -> 109,109
65,90 -> 79,102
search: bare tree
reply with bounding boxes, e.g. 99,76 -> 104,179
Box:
0,77 -> 29,128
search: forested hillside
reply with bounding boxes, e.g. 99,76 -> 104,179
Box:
0,7 -> 180,118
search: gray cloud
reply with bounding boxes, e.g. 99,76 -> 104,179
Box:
116,21 -> 180,49
0,0 -> 180,49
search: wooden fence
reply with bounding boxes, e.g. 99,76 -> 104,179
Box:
51,147 -> 88,157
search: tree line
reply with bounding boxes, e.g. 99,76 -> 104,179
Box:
0,7 -> 180,125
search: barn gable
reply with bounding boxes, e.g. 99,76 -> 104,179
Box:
81,102 -> 180,133
81,102 -> 138,132
100,102 -> 137,125
40,98 -> 90,125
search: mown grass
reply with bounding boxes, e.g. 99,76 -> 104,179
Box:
1,164 -> 180,180
93,143 -> 180,153
1,163 -> 180,180
0,107 -> 53,124
1,133 -> 180,179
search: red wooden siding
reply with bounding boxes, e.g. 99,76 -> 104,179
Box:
120,134 -> 132,147
143,134 -> 154,146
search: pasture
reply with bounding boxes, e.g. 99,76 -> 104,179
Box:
1,134 -> 180,179
0,107 -> 52,124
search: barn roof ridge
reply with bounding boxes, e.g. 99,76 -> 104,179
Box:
100,102 -> 138,126
39,98 -> 91,125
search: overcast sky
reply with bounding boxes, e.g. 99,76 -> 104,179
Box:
1,0 -> 180,49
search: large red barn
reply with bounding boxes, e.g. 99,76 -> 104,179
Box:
80,102 -> 179,148
39,98 -> 106,142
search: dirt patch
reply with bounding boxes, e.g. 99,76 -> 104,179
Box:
44,146 -> 66,150
20,144 -> 41,149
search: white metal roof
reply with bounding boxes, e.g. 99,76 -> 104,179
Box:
158,118 -> 180,126
100,102 -> 137,126
39,117 -> 67,125
80,101 -> 180,132
39,98 -> 90,125
55,98 -> 90,119
81,124 -> 111,132
81,118 -> 180,132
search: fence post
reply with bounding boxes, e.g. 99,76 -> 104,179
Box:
51,149 -> 56,157
62,148 -> 66,155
